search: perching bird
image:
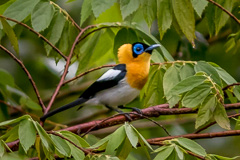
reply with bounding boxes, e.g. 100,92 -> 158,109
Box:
40,42 -> 160,121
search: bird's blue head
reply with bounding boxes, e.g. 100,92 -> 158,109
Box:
132,42 -> 161,58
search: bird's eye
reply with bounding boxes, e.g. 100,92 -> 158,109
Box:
133,43 -> 144,55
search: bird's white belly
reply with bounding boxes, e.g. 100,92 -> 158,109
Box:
85,78 -> 140,107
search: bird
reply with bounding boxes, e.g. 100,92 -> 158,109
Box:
40,42 -> 161,122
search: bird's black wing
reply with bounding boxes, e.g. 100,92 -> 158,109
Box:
80,64 -> 126,99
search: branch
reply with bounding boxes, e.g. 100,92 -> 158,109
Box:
0,15 -> 67,60
206,0 -> 240,25
0,45 -> 46,112
44,25 -> 96,115
222,82 -> 240,91
59,103 -> 240,134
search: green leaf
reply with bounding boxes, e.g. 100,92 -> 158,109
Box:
1,125 -> 19,143
33,121 -> 54,151
182,83 -> 212,108
213,65 -> 237,85
44,12 -> 66,56
157,0 -> 172,39
169,75 -> 206,95
89,135 -> 111,149
115,138 -> 132,160
191,0 -> 208,17
0,69 -> 14,87
91,0 -> 117,18
68,142 -> 85,160
19,119 -> 36,153
0,0 -> 15,14
31,0 -> 55,32
0,140 -> 5,158
208,154 -> 240,160
124,122 -> 138,148
154,146 -> 174,160
194,61 -> 222,86
196,95 -> 216,129
105,125 -> 126,155
132,126 -> 153,150
0,17 -> 19,54
3,0 -> 39,26
174,145 -> 184,160
120,0 -> 139,19
113,28 -> 139,59
80,0 -> 92,26
50,134 -> 71,157
172,0 -> 195,43
143,68 -> 166,107
206,3 -> 215,37
20,97 -> 42,111
214,0 -> 234,34
141,0 -> 156,28
176,138 -> 207,157
59,131 -> 89,148
0,115 -> 30,127
214,102 -> 231,130
179,64 -> 195,80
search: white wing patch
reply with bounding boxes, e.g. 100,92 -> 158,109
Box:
97,69 -> 121,81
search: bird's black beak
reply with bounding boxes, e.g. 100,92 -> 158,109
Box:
144,44 -> 161,54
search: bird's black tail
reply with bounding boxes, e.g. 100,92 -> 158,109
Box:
40,98 -> 87,122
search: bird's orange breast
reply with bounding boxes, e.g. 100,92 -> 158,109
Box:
126,61 -> 150,90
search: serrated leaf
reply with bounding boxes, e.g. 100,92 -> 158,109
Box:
194,61 -> 222,86
191,0 -> 208,17
206,3 -> 215,37
141,0 -> 156,28
176,138 -> 207,157
31,0 -> 55,32
50,134 -> 71,157
3,0 -> 39,26
1,125 -> 19,143
213,65 -> 237,85
172,0 -> 195,43
157,0 -> 172,39
0,115 -> 30,127
80,0 -> 92,26
68,142 -> 85,160
154,146 -> 174,160
175,145 -> 184,160
113,28 -> 139,59
19,119 -> 36,153
132,126 -> 153,150
214,102 -> 231,130
20,97 -> 42,111
196,94 -> 216,129
120,0 -> 139,19
0,17 -> 19,54
44,12 -> 66,56
0,140 -> 5,157
0,69 -> 14,87
182,83 -> 212,108
105,125 -> 126,155
214,0 -> 234,35
124,122 -> 138,148
89,135 -> 111,149
91,0 -> 117,18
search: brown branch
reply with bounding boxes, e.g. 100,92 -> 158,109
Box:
59,103 -> 240,134
44,25 -> 96,115
47,131 -> 91,155
0,45 -> 46,112
0,15 -> 67,60
147,130 -> 240,143
222,82 -> 240,91
206,0 -> 240,25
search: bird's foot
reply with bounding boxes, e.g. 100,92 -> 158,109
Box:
118,106 -> 143,115
118,112 -> 132,122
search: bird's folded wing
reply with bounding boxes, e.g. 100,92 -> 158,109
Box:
80,64 -> 127,99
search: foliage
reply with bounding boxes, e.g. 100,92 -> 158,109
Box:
0,0 -> 240,159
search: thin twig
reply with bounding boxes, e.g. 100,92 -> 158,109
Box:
44,25 -> 96,115
186,150 -> 206,160
0,15 -> 67,60
222,82 -> 240,91
206,0 -> 240,25
47,131 -> 91,155
0,45 -> 46,112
